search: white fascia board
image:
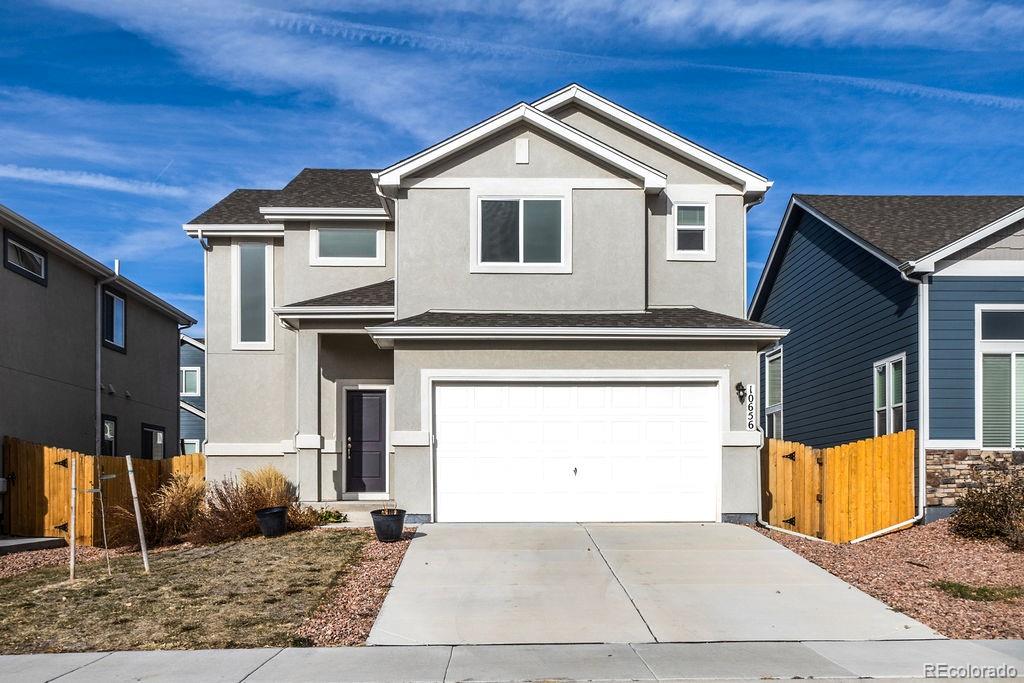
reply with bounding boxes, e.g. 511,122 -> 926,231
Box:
533,84 -> 771,194
258,206 -> 391,222
184,223 -> 284,238
907,204 -> 1024,273
273,305 -> 395,321
376,103 -> 667,192
179,401 -> 207,419
180,333 -> 207,351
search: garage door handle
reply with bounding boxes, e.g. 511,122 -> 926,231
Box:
573,467 -> 577,476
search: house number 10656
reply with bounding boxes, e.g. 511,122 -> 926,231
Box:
746,384 -> 756,430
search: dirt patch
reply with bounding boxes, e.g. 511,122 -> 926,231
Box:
757,520 -> 1024,639
298,529 -> 413,646
0,529 -> 367,653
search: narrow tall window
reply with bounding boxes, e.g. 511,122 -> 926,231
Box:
101,416 -> 117,456
873,354 -> 906,436
233,241 -> 273,350
4,230 -> 47,285
103,289 -> 126,351
142,424 -> 165,460
979,309 -> 1024,448
764,348 -> 783,438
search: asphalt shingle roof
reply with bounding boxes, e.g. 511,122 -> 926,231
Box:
380,307 -> 779,329
795,194 -> 1024,263
286,280 -> 394,308
187,169 -> 383,225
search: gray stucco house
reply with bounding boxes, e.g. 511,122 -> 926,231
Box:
750,194 -> 1024,520
184,84 -> 786,523
1,204 -> 195,464
179,334 -> 206,453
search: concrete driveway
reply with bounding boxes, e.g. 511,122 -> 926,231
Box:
368,523 -> 938,645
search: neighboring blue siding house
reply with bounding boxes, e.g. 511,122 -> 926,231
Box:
750,194 -> 1024,518
179,334 -> 205,453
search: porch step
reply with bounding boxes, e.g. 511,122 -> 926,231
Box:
301,500 -> 397,527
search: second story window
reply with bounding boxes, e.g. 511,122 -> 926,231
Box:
310,225 -> 385,266
4,230 -> 47,285
102,289 -> 126,351
474,197 -> 569,273
232,240 -> 274,350
180,367 -> 201,397
667,199 -> 715,262
764,347 -> 783,438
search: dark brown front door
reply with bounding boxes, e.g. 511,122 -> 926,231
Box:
346,390 -> 386,492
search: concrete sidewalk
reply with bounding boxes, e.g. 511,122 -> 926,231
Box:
4,640 -> 1022,682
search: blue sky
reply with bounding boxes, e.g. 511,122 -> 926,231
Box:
3,1 -> 1024,334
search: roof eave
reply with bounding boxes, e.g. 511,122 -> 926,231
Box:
904,203 -> 1024,274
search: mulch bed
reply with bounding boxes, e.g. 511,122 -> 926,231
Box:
757,520 -> 1024,639
298,529 -> 413,646
0,545 -> 128,581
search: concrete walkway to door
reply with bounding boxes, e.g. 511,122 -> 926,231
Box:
368,523 -> 938,645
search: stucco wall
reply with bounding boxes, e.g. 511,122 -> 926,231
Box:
282,221 -> 394,305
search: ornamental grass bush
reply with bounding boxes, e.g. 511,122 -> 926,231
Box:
949,474 -> 1024,550
110,474 -> 206,548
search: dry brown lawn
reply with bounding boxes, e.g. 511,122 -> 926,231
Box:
0,529 -> 369,653
758,520 -> 1024,639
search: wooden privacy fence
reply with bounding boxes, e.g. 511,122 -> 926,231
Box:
761,430 -> 916,543
2,436 -> 206,547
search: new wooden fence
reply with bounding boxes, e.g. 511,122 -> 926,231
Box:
761,430 -> 916,543
2,436 -> 205,547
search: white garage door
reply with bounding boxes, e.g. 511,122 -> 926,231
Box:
433,383 -> 721,522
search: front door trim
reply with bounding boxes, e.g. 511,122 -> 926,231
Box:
341,382 -> 392,500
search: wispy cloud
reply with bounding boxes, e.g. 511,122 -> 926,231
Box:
0,164 -> 188,198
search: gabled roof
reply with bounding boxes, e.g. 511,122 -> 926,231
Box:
748,194 -> 1024,319
374,102 -> 667,193
532,84 -> 771,195
795,194 -> 1024,263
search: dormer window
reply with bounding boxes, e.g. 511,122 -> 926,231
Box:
310,224 -> 385,266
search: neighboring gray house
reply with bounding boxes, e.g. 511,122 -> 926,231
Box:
0,204 -> 196,464
750,194 -> 1024,520
184,84 -> 785,523
179,334 -> 206,453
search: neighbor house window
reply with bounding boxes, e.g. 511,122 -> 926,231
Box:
102,289 -> 126,351
667,200 -> 715,261
180,367 -> 201,397
979,308 -> 1024,448
873,354 -> 906,436
142,424 -> 165,460
3,230 -> 47,285
181,439 -> 201,455
101,415 -> 117,456
764,347 -> 783,438
310,224 -> 385,266
232,240 -> 274,350
475,197 -> 567,272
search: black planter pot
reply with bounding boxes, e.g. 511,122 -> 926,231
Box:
370,508 -> 406,543
255,505 -> 288,537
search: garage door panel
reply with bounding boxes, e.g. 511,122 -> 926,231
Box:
434,383 -> 720,522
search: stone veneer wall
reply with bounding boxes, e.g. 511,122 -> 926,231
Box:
926,449 -> 1024,506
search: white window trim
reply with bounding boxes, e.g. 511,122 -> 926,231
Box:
181,439 -> 202,454
975,304 -> 1024,449
764,347 -> 783,438
872,352 -> 907,436
665,186 -> 717,262
103,290 -> 126,348
471,193 -> 572,274
231,239 -> 275,351
180,366 -> 201,397
309,223 -> 386,267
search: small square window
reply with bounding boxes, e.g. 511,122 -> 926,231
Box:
4,230 -> 47,285
182,439 -> 201,455
180,367 -> 201,397
667,201 -> 714,261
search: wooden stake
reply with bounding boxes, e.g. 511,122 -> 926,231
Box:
69,455 -> 77,581
125,455 -> 150,574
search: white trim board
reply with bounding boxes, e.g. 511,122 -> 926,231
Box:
180,333 -> 206,351
532,84 -> 771,195
179,400 -> 206,419
375,102 -> 667,193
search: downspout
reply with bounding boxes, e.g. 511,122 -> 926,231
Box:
95,260 -> 119,454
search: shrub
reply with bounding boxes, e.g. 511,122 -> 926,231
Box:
949,474 -> 1024,549
313,508 -> 349,524
187,466 -> 313,545
109,474 -> 206,548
